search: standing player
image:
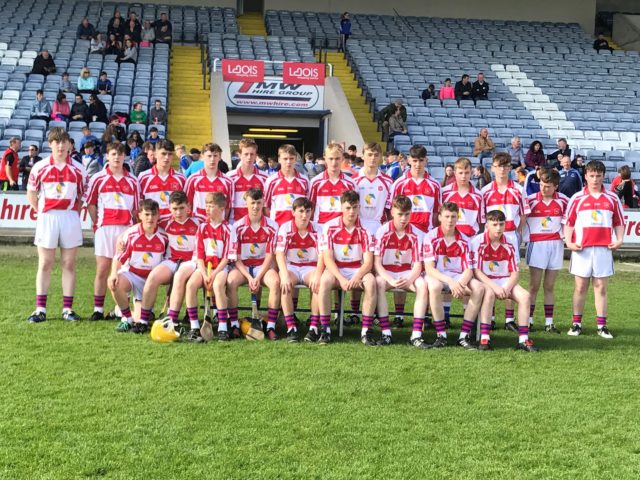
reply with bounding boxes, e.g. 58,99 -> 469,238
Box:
524,168 -> 569,333
276,197 -> 322,343
470,210 -> 539,352
185,143 -> 233,221
563,160 -> 624,339
317,190 -> 376,346
374,195 -> 427,348
226,138 -> 267,223
26,128 -> 87,323
227,188 -> 281,340
481,152 -> 530,331
138,139 -> 185,222
423,202 -> 490,349
264,144 -> 309,226
85,142 -> 140,321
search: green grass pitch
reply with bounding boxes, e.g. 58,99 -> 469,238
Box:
1,246 -> 640,479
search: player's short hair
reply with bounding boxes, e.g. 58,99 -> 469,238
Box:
205,191 -> 227,208
585,160 -> 606,174
304,152 -> 314,161
278,144 -> 297,157
619,165 -> 631,180
341,189 -> 359,206
409,144 -> 427,159
492,152 -> 512,167
202,143 -> 223,154
149,127 -> 158,133
139,199 -> 159,214
155,139 -> 174,152
324,142 -> 344,156
486,209 -> 506,222
293,197 -> 313,210
244,187 -> 263,201
392,195 -> 412,212
239,137 -> 258,152
363,142 -> 382,155
47,127 -> 70,144
169,191 -> 188,205
142,142 -> 155,151
454,157 -> 472,169
106,142 -> 125,154
439,202 -> 459,214
538,167 -> 560,186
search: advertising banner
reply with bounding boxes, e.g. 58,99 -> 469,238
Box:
283,62 -> 326,85
221,59 -> 264,83
0,193 -> 92,230
224,76 -> 324,111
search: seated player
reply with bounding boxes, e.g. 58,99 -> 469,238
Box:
227,188 -> 281,340
185,142 -> 233,220
137,191 -> 201,338
523,168 -> 569,333
184,192 -> 236,342
423,202 -> 490,350
110,199 -> 168,333
470,210 -> 539,352
374,195 -> 428,348
317,190 -> 376,346
86,142 -> 139,321
276,197 -> 322,343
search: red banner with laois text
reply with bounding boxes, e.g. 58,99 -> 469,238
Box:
283,62 -> 325,85
221,59 -> 264,82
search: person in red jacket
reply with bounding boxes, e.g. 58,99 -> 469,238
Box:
0,137 -> 22,190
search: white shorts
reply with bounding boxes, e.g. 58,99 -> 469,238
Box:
526,240 -> 564,270
159,259 -> 196,275
569,247 -> 614,278
34,210 -> 83,249
490,277 -> 510,288
385,270 -> 412,281
504,231 -> 521,263
94,225 -> 128,258
118,269 -> 146,301
175,260 -> 197,275
338,267 -> 359,281
289,265 -> 316,284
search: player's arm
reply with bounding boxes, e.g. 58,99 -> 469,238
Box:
309,254 -> 324,294
349,251 -> 373,288
610,224 -> 624,250
374,255 -> 397,286
255,252 -> 274,285
210,258 -> 229,279
473,268 -> 508,299
563,224 -> 581,250
323,249 -> 349,289
234,257 -> 253,282
27,189 -> 38,210
502,270 -> 520,296
108,240 -> 129,290
276,251 -> 293,294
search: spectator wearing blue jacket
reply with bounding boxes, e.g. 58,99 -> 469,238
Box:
557,153 -> 582,198
339,12 -> 352,52
77,18 -> 96,40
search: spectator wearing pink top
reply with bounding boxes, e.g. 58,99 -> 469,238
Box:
51,92 -> 70,122
439,78 -> 455,101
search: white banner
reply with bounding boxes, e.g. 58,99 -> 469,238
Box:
0,192 -> 92,230
224,76 -> 324,110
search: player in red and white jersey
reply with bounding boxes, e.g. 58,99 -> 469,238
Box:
110,199 -> 168,333
275,197 -> 323,342
309,143 -> 356,225
184,143 -> 233,221
226,137 -> 267,222
423,202 -> 490,350
317,190 -> 376,345
373,195 -> 427,348
442,157 -> 485,237
563,160 -> 625,339
470,210 -> 538,352
26,128 -> 88,324
391,144 -> 441,233
523,169 -> 569,333
85,143 -> 140,321
138,140 -> 186,221
227,188 -> 281,340
264,144 -> 309,226
353,142 -> 393,231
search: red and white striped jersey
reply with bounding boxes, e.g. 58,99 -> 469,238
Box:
195,220 -> 236,268
354,170 -> 393,224
27,156 -> 87,213
374,221 -> 422,273
85,167 -> 139,228
442,183 -> 485,237
233,215 -> 279,267
138,166 -> 186,220
524,192 -> 569,242
264,170 -> 310,226
320,217 -> 373,269
562,187 -> 625,247
423,227 -> 471,276
184,169 -> 234,220
481,180 -> 530,232
226,166 -> 267,223
160,216 -> 201,262
309,171 -> 356,225
469,232 -> 518,279
276,220 -> 320,268
118,224 -> 168,278
391,173 -> 441,233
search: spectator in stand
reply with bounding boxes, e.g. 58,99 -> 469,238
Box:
184,152 -> 204,177
31,50 -> 56,76
339,12 -> 352,53
79,126 -> 100,151
108,10 -> 123,33
134,142 -> 154,177
190,148 -> 201,162
76,18 -> 96,40
78,68 -> 97,93
388,108 -> 407,143
99,126 -> 117,154
380,99 -> 407,139
558,153 -> 583,198
108,14 -> 125,41
572,154 -> 586,180
176,144 -> 191,174
421,84 -> 436,105
69,138 -> 82,164
90,33 -> 106,55
471,72 -> 489,101
81,141 -> 103,177
473,128 -> 495,164
105,33 -> 123,56
506,136 -> 525,170
0,137 -> 21,191
109,115 -> 127,142
127,137 -> 142,162
19,145 -> 42,190
153,12 -> 173,44
97,71 -> 112,95
31,90 -> 52,122
546,137 -> 572,167
60,72 -> 75,94
87,94 -> 109,123
454,74 -> 472,102
441,164 -> 456,187
610,165 -> 636,208
438,78 -> 455,101
148,99 -> 167,125
117,38 -> 137,64
474,165 -> 491,190
51,92 -> 70,122
129,130 -> 144,147
140,20 -> 155,47
525,140 -> 545,170
124,12 -> 142,43
267,156 -> 281,175
147,127 -> 160,145
304,152 -> 317,177
70,94 -> 88,121
514,166 -> 527,186
524,166 -> 542,195
593,33 -> 613,53
129,102 -> 147,124
385,148 -> 403,181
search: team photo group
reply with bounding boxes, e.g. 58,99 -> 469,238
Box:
25,127 -> 625,352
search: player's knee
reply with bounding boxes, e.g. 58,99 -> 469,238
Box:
375,275 -> 386,290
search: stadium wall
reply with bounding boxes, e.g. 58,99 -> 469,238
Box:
210,72 -> 232,163
324,77 -> 365,151
612,14 -> 640,49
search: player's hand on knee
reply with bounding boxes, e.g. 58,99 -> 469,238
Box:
339,278 -> 350,291
108,274 -> 118,291
309,274 -> 321,294
249,278 -> 260,292
280,273 -> 292,295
